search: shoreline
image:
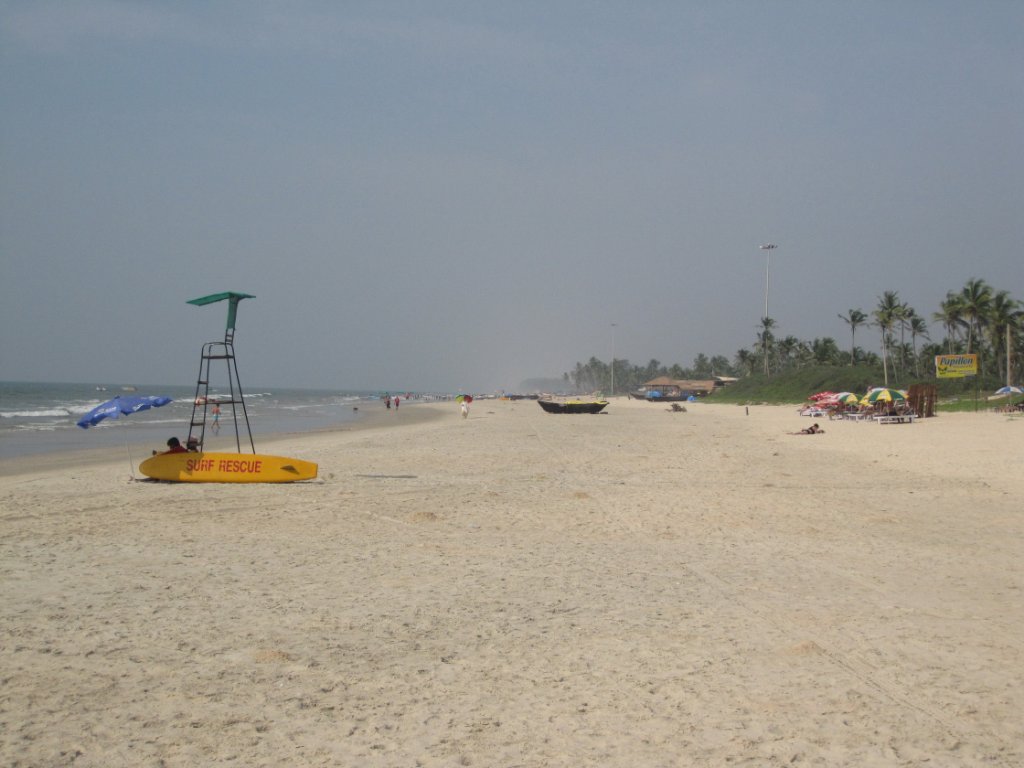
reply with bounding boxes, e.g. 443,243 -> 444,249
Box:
0,399 -> 450,479
0,382 -> 446,464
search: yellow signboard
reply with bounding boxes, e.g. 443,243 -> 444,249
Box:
935,354 -> 978,378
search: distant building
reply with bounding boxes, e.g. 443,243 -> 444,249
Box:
631,376 -> 734,400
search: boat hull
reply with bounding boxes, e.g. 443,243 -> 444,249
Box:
537,399 -> 608,414
139,452 -> 318,483
630,390 -> 690,402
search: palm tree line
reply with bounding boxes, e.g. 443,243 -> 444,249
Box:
565,278 -> 1022,393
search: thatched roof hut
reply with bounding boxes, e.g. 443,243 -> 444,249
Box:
640,378 -> 719,397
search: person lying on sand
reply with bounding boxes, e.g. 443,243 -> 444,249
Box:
791,423 -> 824,435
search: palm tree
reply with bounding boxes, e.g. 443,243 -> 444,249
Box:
909,315 -> 930,377
709,355 -> 733,377
1013,321 -> 1024,385
873,291 -> 901,386
892,302 -> 916,378
812,337 -> 841,365
758,317 -> 776,376
987,291 -> 1023,384
571,362 -> 586,391
933,292 -> 966,353
558,281 -> 1021,387
643,359 -> 662,382
734,349 -> 756,377
959,278 -> 993,354
795,338 -> 814,367
838,309 -> 867,366
776,335 -> 801,370
692,353 -> 713,377
583,357 -> 605,392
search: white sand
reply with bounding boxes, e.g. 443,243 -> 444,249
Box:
1,400 -> 1021,766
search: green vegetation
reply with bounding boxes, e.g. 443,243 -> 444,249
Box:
564,278 -> 1023,410
705,366 -> 882,405
702,365 -> 1006,411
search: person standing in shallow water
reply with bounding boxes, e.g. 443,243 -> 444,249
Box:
394,396 -> 400,410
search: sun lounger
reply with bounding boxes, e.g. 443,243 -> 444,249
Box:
800,408 -> 827,417
874,414 -> 916,424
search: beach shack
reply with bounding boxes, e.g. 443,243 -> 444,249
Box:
632,377 -> 720,401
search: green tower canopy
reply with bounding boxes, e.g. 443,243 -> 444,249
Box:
187,292 -> 255,332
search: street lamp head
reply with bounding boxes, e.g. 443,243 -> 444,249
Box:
760,243 -> 777,250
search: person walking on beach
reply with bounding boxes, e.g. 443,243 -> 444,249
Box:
211,403 -> 221,435
460,400 -> 469,419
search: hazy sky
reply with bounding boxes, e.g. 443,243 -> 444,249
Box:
2,1 -> 1022,392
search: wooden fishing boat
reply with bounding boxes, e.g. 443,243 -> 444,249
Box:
537,399 -> 609,414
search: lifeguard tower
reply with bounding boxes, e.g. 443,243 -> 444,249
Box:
186,292 -> 256,452
138,292 -> 317,482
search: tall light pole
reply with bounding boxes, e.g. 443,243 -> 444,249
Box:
610,323 -> 617,396
759,244 -> 777,376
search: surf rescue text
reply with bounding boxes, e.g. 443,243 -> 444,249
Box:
186,457 -> 263,474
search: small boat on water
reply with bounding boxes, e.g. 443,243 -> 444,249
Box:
537,399 -> 609,414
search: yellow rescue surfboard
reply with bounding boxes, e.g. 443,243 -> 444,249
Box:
139,452 -> 318,483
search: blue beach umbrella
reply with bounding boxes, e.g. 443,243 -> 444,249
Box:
77,395 -> 173,428
77,395 -> 173,478
993,386 -> 1023,396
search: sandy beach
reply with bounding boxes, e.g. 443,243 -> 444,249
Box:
1,399 -> 1021,767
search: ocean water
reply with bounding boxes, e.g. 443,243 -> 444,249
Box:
0,381 -> 391,459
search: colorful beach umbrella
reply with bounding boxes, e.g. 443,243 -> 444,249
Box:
818,390 -> 851,400
455,394 -> 473,404
864,388 -> 906,404
993,385 -> 1023,396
